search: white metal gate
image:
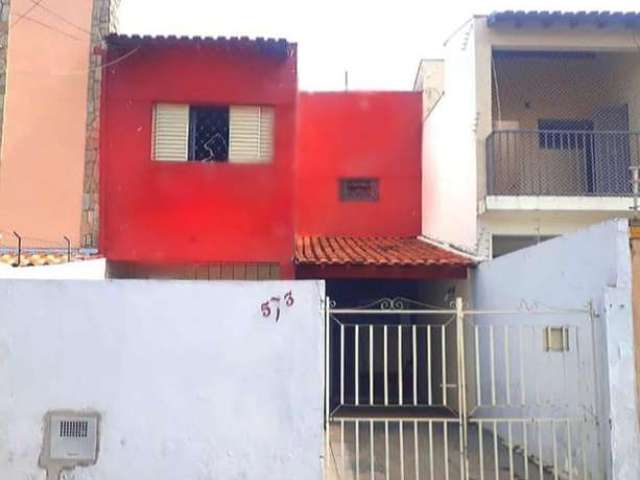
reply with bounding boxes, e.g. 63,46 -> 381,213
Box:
324,297 -> 602,480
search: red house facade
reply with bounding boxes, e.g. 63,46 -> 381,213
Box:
100,34 -> 472,280
296,92 -> 422,238
101,35 -> 297,278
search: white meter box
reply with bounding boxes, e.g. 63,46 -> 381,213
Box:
49,413 -> 99,461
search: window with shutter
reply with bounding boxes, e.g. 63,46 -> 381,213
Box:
229,105 -> 274,163
153,103 -> 189,161
152,103 -> 274,164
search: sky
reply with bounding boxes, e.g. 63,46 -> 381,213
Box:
118,0 -> 640,90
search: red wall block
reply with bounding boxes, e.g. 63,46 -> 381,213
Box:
296,92 -> 422,237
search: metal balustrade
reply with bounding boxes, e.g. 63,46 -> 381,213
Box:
486,130 -> 640,196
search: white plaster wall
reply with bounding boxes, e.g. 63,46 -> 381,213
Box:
0,279 -> 325,480
472,219 -> 640,480
0,258 -> 106,279
420,22 -> 477,250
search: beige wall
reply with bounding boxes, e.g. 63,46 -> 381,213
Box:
415,59 -> 444,114
492,55 -> 616,129
0,0 -> 95,249
606,53 -> 640,132
630,223 -> 640,429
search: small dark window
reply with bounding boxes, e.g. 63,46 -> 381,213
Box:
492,235 -> 555,258
188,106 -> 230,162
538,119 -> 593,150
339,178 -> 379,202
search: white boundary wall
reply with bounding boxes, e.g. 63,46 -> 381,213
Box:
472,219 -> 640,480
0,279 -> 325,479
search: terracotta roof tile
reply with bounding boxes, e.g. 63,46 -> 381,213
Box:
294,236 -> 474,268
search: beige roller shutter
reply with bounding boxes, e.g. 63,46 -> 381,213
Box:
152,103 -> 189,161
259,107 -> 274,160
228,105 -> 274,163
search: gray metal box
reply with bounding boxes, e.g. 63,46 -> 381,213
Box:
49,413 -> 98,461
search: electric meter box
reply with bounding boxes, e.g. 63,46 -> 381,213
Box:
48,413 -> 99,462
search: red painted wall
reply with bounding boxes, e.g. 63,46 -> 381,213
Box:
100,42 -> 297,275
296,92 -> 422,237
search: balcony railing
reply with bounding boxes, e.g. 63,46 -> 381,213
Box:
486,130 -> 640,196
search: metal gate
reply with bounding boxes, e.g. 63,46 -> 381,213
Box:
323,297 -> 602,480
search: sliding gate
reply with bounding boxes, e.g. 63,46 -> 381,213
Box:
324,297 -> 602,480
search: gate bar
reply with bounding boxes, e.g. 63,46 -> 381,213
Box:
399,325 -> 403,406
340,324 -> 345,405
441,325 -> 447,405
324,296 -> 330,477
427,325 -> 432,405
355,325 -> 359,406
370,420 -> 375,480
330,308 -> 588,315
384,325 -> 389,406
370,325 -> 374,406
456,297 -> 469,480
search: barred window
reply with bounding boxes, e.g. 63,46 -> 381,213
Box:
153,103 -> 274,163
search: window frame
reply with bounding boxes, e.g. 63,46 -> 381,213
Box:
151,101 -> 276,165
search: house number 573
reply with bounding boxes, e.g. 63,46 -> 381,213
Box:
261,291 -> 295,322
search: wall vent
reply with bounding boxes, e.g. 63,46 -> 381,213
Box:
60,420 -> 89,438
339,178 -> 380,202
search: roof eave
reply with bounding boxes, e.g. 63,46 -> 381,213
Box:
487,10 -> 640,30
105,33 -> 295,58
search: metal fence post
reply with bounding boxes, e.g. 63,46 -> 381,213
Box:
456,297 -> 469,479
324,296 -> 331,478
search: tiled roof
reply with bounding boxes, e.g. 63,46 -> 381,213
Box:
0,252 -> 99,268
107,33 -> 294,57
294,236 -> 474,268
487,11 -> 640,28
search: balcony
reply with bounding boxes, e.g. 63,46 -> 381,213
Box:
486,130 -> 640,197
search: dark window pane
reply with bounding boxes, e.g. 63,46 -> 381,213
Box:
188,106 -> 230,161
492,235 -> 555,258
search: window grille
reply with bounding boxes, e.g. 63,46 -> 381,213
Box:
153,103 -> 274,163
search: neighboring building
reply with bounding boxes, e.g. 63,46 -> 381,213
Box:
0,0 -> 116,251
417,11 -> 640,258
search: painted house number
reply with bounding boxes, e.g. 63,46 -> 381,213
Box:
261,291 -> 294,322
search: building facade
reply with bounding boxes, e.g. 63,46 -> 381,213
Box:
101,34 -> 298,279
101,36 -> 472,280
417,11 -> 640,258
0,0 -> 115,252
